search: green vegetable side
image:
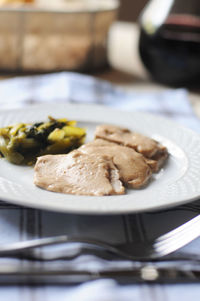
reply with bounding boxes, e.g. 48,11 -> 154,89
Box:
0,116 -> 86,165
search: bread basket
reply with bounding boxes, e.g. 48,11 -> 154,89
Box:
0,0 -> 119,73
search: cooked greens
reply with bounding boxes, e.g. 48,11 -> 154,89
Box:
0,116 -> 86,165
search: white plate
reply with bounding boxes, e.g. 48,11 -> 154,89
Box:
0,103 -> 200,214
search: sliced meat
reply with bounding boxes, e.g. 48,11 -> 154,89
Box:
34,151 -> 125,196
147,150 -> 169,172
94,124 -> 168,172
79,139 -> 152,188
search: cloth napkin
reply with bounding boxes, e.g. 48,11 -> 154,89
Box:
1,72 -> 200,132
0,72 -> 200,301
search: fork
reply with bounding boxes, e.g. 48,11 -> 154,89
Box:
0,214 -> 200,261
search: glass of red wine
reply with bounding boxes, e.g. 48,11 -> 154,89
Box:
139,0 -> 200,87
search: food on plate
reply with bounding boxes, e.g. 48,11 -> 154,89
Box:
0,116 -> 86,165
34,151 -> 125,196
79,139 -> 152,188
33,123 -> 168,196
95,124 -> 168,172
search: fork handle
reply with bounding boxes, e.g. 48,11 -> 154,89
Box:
0,235 -> 70,254
0,235 -> 118,255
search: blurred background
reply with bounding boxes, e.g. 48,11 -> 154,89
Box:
0,0 -> 199,88
0,0 -> 149,76
119,0 -> 147,21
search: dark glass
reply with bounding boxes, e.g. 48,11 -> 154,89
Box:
139,0 -> 200,87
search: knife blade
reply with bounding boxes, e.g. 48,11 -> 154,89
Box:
0,264 -> 199,285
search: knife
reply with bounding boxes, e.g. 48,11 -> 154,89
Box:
0,264 -> 199,285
